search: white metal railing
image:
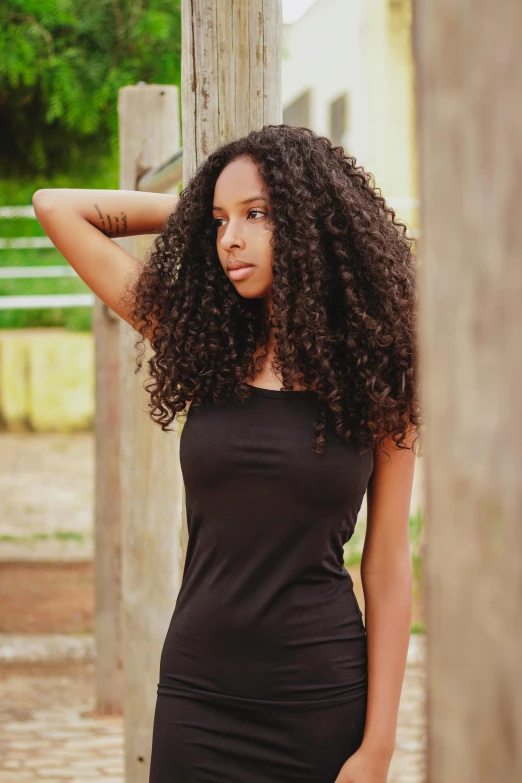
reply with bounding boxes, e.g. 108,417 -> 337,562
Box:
0,206 -> 36,219
0,294 -> 94,310
0,237 -> 54,250
0,266 -> 78,279
0,206 -> 90,310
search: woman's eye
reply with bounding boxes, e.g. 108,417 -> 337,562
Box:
213,209 -> 265,229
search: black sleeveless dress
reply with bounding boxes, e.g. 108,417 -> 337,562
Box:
149,384 -> 374,783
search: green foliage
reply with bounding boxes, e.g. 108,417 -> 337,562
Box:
0,0 -> 182,175
0,530 -> 89,543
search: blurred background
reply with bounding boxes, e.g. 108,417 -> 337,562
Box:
0,2 -> 426,782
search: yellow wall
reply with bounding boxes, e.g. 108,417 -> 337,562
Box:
0,330 -> 94,432
364,0 -> 419,233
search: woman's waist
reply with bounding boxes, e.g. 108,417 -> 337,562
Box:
157,673 -> 368,705
175,569 -> 362,629
160,596 -> 367,701
159,630 -> 368,702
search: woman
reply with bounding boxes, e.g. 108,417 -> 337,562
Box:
33,124 -> 422,783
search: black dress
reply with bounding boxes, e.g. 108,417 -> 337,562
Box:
149,384 -> 374,783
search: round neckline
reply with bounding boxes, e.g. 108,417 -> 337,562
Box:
247,383 -> 315,398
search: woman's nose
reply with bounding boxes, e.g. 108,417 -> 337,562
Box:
221,221 -> 245,251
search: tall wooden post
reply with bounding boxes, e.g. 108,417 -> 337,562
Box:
414,3 -> 522,781
118,85 -> 182,783
94,296 -> 123,714
179,0 -> 282,571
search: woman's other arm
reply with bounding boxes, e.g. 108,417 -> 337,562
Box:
32,188 -> 179,336
358,428 -> 417,762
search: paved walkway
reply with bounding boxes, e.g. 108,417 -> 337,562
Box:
0,636 -> 426,783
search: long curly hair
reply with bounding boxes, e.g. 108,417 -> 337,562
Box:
126,124 -> 423,458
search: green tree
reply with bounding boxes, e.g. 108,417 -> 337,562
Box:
0,0 -> 182,175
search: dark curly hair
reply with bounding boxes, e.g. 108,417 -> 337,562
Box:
126,124 -> 423,458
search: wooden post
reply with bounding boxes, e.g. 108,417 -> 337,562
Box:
93,297 -> 123,714
414,2 -> 522,781
118,85 -> 182,783
179,0 -> 282,572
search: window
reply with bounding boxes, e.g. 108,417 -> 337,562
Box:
283,89 -> 312,128
329,93 -> 350,148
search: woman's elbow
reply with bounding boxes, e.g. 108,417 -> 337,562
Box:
32,189 -> 57,215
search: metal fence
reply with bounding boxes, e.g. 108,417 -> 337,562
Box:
0,205 -> 93,310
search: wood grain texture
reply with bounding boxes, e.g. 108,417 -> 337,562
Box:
414,2 -> 522,780
180,0 -> 282,576
118,85 -> 182,783
93,296 -> 123,716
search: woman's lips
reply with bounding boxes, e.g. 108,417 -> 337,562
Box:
228,265 -> 255,282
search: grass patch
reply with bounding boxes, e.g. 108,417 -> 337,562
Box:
0,530 -> 90,544
344,550 -> 362,568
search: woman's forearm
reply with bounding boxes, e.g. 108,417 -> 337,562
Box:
32,188 -> 179,238
31,188 -> 180,330
359,555 -> 413,759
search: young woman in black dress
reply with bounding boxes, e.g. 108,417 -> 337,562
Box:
33,124 -> 422,783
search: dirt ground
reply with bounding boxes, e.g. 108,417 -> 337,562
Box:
0,433 -> 93,540
0,562 -> 93,634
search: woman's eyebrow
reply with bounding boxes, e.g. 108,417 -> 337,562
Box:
212,195 -> 267,211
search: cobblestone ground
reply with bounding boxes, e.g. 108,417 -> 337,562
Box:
0,638 -> 426,783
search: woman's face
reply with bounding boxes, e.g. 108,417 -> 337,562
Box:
213,155 -> 274,300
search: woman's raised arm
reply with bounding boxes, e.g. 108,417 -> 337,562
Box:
32,188 -> 179,335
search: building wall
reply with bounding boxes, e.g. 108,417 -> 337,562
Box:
282,0 -> 418,232
282,0 -> 368,161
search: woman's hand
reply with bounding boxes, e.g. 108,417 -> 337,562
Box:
333,745 -> 392,783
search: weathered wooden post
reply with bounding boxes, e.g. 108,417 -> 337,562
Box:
179,0 -> 282,570
94,298 -> 123,714
414,2 -> 522,781
118,85 -> 182,782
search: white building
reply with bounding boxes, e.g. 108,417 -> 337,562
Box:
282,0 -> 418,231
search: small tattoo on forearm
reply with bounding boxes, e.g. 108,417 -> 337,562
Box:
94,204 -> 128,238
93,203 -> 108,234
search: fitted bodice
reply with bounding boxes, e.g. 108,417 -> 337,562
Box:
157,385 -> 374,702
